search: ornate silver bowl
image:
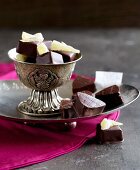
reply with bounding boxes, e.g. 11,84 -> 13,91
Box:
8,48 -> 82,117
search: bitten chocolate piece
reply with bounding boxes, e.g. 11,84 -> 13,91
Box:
95,85 -> 123,112
96,124 -> 123,144
72,75 -> 96,94
36,51 -> 64,64
60,99 -> 77,119
16,40 -> 37,62
72,92 -> 105,117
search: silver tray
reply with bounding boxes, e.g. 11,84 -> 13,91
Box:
0,80 -> 139,124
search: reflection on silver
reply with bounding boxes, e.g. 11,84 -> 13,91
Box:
0,80 -> 139,124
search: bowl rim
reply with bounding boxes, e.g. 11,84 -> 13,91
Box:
8,48 -> 82,66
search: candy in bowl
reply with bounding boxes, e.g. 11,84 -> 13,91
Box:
8,32 -> 82,117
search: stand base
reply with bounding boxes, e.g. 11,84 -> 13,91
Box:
17,89 -> 63,117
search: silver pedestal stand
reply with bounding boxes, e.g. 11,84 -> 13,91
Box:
18,89 -> 62,117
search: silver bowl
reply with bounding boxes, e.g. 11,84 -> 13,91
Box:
8,48 -> 82,117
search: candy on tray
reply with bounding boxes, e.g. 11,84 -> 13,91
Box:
72,75 -> 96,93
60,92 -> 106,119
60,99 -> 77,119
72,92 -> 106,117
95,85 -> 123,111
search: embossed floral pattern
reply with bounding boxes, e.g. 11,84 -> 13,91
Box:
28,69 -> 58,91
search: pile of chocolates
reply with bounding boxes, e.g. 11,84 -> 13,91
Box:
60,75 -> 124,143
16,32 -> 124,143
60,75 -> 123,119
16,32 -> 80,64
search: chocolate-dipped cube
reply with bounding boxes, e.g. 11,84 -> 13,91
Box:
60,99 -> 77,119
59,51 -> 76,62
16,40 -> 37,62
95,85 -> 123,111
72,92 -> 106,117
36,51 -> 64,64
96,124 -> 123,144
72,75 -> 96,94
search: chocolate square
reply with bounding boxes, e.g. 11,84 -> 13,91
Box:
36,51 -> 64,64
96,124 -> 123,144
54,51 -> 77,63
72,75 -> 96,93
61,52 -> 76,62
95,85 -> 123,111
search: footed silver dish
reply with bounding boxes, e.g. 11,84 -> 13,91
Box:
8,48 -> 82,117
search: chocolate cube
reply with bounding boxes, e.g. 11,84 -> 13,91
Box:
36,51 -> 64,64
16,40 -> 37,62
95,85 -> 123,111
60,52 -> 76,62
96,124 -> 123,144
60,99 -> 77,119
72,75 -> 96,94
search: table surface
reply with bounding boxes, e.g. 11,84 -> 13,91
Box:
1,29 -> 140,170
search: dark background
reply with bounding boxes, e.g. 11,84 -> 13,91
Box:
1,0 -> 140,74
1,0 -> 140,28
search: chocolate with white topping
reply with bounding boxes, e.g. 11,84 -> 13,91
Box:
16,32 -> 80,64
96,124 -> 123,144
